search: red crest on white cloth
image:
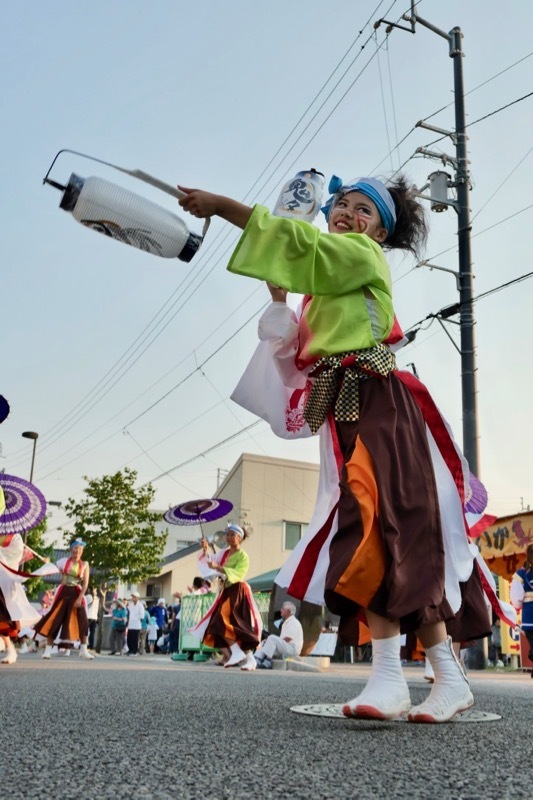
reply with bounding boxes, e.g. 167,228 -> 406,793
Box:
286,380 -> 312,432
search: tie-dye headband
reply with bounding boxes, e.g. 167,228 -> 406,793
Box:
321,175 -> 397,236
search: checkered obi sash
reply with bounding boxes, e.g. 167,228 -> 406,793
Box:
303,343 -> 397,434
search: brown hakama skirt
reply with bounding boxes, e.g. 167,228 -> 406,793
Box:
323,373 -> 489,639
33,585 -> 88,643
202,582 -> 260,651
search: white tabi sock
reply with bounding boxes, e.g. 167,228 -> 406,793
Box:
1,641 -> 17,664
342,634 -> 411,720
408,636 -> 473,723
240,652 -> 257,671
224,643 -> 246,667
79,643 -> 94,659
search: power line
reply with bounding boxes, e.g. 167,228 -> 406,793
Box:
10,4 -> 399,464
124,301 -> 270,428
423,90 -> 533,149
141,420 -> 264,487
404,269 -> 533,335
35,145 -> 533,478
239,0 -> 392,205
422,50 -> 533,122
36,299 -> 269,478
371,49 -> 533,173
33,19 -> 404,474
232,2 -> 405,213
20,13 -> 533,487
471,145 -> 533,223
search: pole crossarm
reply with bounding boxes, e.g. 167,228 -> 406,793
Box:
402,11 -> 453,46
415,147 -> 458,169
416,261 -> 462,290
416,120 -> 458,145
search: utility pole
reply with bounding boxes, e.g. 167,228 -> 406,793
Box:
376,4 -> 478,475
375,5 -> 485,667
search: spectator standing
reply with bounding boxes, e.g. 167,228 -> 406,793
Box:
169,592 -> 182,654
488,617 -> 504,667
39,589 -> 55,616
138,603 -> 150,655
107,600 -> 128,655
85,587 -> 100,651
511,544 -> 533,677
149,598 -> 169,650
126,592 -> 145,656
147,616 -> 159,653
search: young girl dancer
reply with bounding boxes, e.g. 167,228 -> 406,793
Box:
178,175 -> 488,721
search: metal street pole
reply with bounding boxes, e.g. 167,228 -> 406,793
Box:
21,431 -> 39,549
22,431 -> 39,483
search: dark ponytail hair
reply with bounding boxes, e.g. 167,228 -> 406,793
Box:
525,544 -> 533,571
383,175 -> 428,259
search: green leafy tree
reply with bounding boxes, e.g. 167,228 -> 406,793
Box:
22,518 -> 56,600
63,468 -> 167,650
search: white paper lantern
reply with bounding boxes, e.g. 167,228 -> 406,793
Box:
59,174 -> 202,262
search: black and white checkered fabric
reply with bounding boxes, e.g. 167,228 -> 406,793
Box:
303,344 -> 396,434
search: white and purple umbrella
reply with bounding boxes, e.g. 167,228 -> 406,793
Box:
164,498 -> 233,527
0,473 -> 47,535
465,474 -> 488,515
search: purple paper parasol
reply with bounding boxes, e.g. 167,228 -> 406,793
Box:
465,474 -> 488,515
0,473 -> 47,535
164,498 -> 233,526
0,395 -> 10,424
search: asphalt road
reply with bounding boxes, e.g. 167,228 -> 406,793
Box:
1,654 -> 530,800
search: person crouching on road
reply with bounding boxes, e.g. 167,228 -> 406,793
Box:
255,601 -> 304,669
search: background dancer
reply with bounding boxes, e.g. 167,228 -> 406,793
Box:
0,531 -> 42,664
193,523 -> 261,670
34,538 -> 94,660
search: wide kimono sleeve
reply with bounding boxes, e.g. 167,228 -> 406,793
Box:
222,549 -> 250,585
227,205 -> 391,297
231,301 -> 313,439
197,550 -> 223,580
510,572 -> 525,609
0,534 -> 24,569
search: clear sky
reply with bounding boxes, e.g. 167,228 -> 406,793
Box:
2,0 -> 532,542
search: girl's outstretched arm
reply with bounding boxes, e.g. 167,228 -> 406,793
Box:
266,282 -> 287,303
177,186 -> 253,229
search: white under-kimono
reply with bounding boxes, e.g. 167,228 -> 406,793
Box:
0,534 -> 42,633
231,302 -> 515,631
